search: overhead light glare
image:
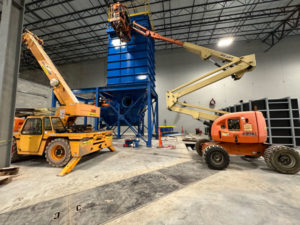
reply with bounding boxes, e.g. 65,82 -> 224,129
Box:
137,75 -> 147,80
112,39 -> 120,47
112,38 -> 126,47
217,37 -> 234,47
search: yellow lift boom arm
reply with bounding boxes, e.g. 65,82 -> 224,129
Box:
22,30 -> 100,124
167,42 -> 256,121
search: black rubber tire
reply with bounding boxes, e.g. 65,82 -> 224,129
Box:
195,139 -> 209,156
203,145 -> 230,170
45,138 -> 71,167
264,145 -> 276,170
11,138 -> 21,163
270,146 -> 300,174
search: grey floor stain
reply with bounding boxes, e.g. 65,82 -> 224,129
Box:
0,161 -> 217,225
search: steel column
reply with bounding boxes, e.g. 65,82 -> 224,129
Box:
94,87 -> 99,130
117,104 -> 121,139
84,100 -> 88,126
155,96 -> 159,139
265,98 -> 272,145
288,97 -> 296,147
147,83 -> 152,147
0,0 -> 25,168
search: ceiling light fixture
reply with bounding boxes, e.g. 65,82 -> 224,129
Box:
217,37 -> 234,47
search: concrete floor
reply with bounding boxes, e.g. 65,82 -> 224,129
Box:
0,137 -> 300,225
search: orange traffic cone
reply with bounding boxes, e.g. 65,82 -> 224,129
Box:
158,128 -> 163,148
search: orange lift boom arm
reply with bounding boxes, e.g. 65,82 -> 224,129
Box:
132,21 -> 184,46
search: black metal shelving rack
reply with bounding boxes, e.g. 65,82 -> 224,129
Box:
221,97 -> 300,147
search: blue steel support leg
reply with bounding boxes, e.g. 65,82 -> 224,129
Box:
94,87 -> 99,131
117,104 -> 121,139
137,122 -> 140,138
51,92 -> 57,107
84,100 -> 88,125
155,96 -> 159,139
142,118 -> 144,136
99,118 -> 104,129
147,83 -> 152,147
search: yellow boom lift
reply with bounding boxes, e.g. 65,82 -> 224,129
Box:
12,30 -> 115,176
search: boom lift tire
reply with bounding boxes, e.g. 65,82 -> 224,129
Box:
203,145 -> 230,170
195,139 -> 209,156
270,146 -> 300,174
264,145 -> 276,170
45,138 -> 71,167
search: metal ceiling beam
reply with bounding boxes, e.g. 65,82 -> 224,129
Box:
25,3 -> 107,31
0,0 -> 288,25
25,0 -> 289,38
263,5 -> 300,51
208,1 -> 226,44
231,0 -> 261,35
0,0 -> 72,23
252,0 -> 295,40
44,16 -> 291,51
152,0 -> 274,15
22,0 -> 277,33
25,0 -> 73,14
21,26 -> 300,69
19,0 -> 300,68
51,26 -> 293,58
41,18 -> 294,56
21,14 -> 299,67
18,0 -> 290,63
154,6 -> 297,32
39,6 -> 295,44
24,0 -> 164,30
186,0 -> 196,41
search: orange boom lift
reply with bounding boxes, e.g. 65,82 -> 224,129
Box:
108,2 -> 300,174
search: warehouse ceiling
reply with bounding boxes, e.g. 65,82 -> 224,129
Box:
1,0 -> 299,69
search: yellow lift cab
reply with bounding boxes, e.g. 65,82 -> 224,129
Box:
12,31 -> 115,176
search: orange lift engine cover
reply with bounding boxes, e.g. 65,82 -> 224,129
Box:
202,111 -> 268,156
211,111 -> 267,144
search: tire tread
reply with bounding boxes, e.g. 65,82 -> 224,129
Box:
270,145 -> 300,174
264,145 -> 277,170
203,145 -> 229,170
45,138 -> 71,167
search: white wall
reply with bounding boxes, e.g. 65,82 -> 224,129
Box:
16,78 -> 52,108
20,35 -> 300,133
20,58 -> 107,89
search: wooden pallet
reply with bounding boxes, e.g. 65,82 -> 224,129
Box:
0,167 -> 19,185
0,176 -> 13,185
